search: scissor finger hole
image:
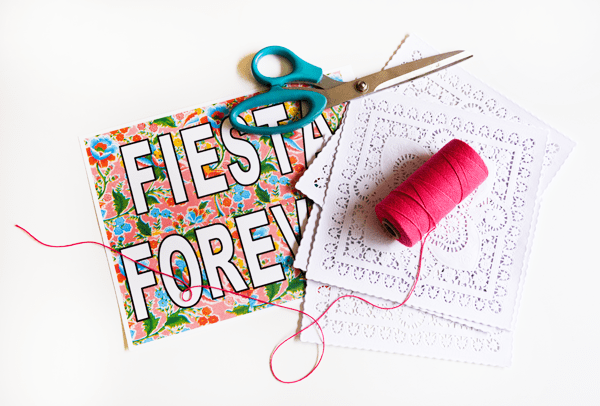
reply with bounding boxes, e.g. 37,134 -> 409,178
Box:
257,54 -> 293,78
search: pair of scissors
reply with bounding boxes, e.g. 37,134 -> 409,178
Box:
230,46 -> 472,135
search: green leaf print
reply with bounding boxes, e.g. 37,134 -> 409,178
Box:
260,161 -> 278,174
164,312 -> 190,328
286,276 -> 305,294
228,304 -> 250,315
255,184 -> 271,204
266,282 -> 281,302
152,116 -> 177,128
183,229 -> 197,242
147,195 -> 160,206
153,165 -> 166,181
142,310 -> 160,337
259,134 -> 273,149
136,218 -> 152,236
112,189 -> 130,216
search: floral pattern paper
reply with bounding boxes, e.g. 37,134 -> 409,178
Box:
81,90 -> 346,347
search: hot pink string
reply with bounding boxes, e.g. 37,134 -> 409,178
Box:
375,139 -> 488,247
15,224 -> 428,384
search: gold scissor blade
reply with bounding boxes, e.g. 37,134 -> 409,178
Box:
323,50 -> 472,109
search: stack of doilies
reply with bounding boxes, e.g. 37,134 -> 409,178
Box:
293,35 -> 574,366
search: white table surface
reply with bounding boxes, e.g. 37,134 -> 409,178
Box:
1,0 -> 598,405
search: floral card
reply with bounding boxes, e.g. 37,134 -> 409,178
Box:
81,84 -> 347,347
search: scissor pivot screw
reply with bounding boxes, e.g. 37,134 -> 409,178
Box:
355,80 -> 368,93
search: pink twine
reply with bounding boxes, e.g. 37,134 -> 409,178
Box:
15,224 -> 427,384
375,139 -> 488,247
15,140 -> 486,382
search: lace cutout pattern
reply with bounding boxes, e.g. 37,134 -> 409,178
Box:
305,93 -> 547,330
388,36 -> 574,193
296,38 -> 574,207
300,280 -> 513,366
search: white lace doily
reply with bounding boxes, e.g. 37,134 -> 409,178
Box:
300,280 -> 513,366
295,36 -> 574,208
304,93 -> 548,331
296,36 -> 573,363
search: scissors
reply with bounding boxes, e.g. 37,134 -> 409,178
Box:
230,46 -> 472,135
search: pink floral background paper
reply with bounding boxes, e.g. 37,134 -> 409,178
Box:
82,92 -> 346,346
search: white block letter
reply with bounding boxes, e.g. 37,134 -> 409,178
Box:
120,242 -> 156,321
158,234 -> 203,308
180,123 -> 229,199
121,140 -> 156,215
158,133 -> 188,204
221,118 -> 261,186
234,210 -> 285,288
195,223 -> 248,299
253,104 -> 293,174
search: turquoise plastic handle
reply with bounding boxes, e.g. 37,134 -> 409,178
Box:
229,46 -> 327,135
229,87 -> 327,135
251,46 -> 323,87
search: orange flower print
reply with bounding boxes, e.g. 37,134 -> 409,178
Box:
88,135 -> 118,168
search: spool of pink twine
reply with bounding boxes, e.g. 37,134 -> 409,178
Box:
375,139 -> 488,247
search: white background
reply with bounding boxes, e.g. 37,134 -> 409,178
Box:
1,0 -> 598,405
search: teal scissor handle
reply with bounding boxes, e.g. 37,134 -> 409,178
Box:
230,88 -> 327,135
251,46 -> 323,87
230,46 -> 328,135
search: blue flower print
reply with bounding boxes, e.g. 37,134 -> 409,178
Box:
175,259 -> 187,272
89,135 -> 118,162
233,184 -> 251,202
276,253 -> 294,268
186,210 -> 203,225
252,226 -> 269,239
206,104 -> 230,128
114,217 -> 132,235
283,255 -> 293,268
267,175 -> 290,186
150,208 -> 172,218
155,288 -> 169,310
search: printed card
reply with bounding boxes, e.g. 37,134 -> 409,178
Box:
81,85 -> 346,347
